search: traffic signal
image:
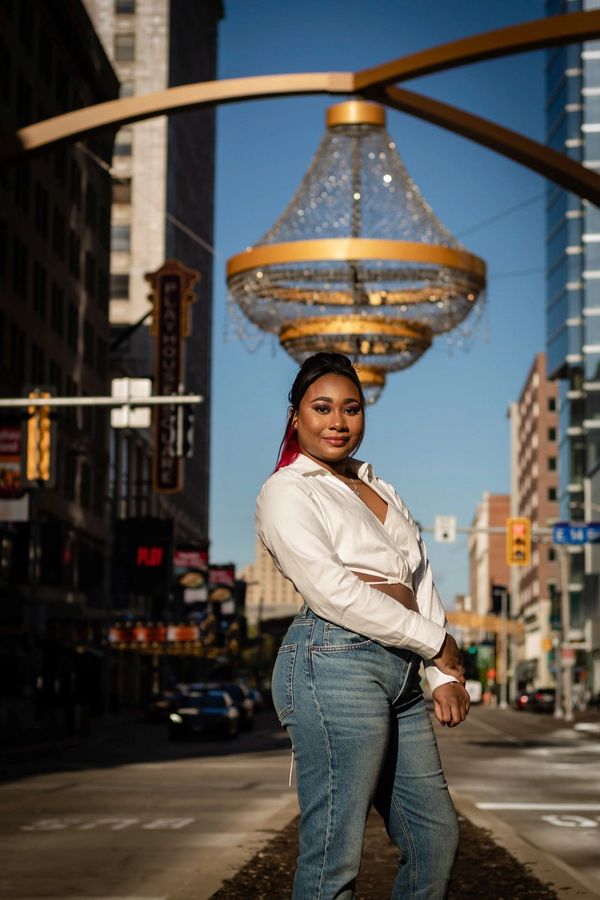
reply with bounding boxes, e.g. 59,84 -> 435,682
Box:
25,390 -> 54,484
506,517 -> 531,566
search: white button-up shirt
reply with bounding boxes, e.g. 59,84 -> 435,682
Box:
256,452 -> 457,693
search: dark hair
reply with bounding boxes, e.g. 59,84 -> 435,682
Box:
274,353 -> 365,471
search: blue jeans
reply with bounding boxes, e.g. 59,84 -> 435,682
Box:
271,605 -> 459,900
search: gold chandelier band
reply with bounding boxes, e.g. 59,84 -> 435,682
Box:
279,315 -> 432,344
326,101 -> 386,128
354,365 -> 386,387
227,239 -> 487,283
245,285 -> 476,307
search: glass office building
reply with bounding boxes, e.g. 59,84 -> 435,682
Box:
546,0 -> 600,691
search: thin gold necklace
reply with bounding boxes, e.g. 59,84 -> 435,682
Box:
332,468 -> 361,497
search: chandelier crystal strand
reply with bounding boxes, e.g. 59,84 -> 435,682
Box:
227,100 -> 487,402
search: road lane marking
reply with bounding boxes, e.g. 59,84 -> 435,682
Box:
541,814 -> 599,828
20,816 -> 197,831
477,802 -> 600,811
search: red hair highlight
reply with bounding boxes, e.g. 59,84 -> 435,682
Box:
275,418 -> 300,471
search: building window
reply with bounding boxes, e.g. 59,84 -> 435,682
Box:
16,74 -> 32,127
67,301 -> 79,350
548,486 -> 557,501
112,178 -> 132,205
114,33 -> 135,62
30,342 -> 45,384
53,146 -> 66,185
548,396 -> 556,412
11,236 -> 28,297
84,251 -> 96,300
83,321 -> 95,368
64,450 -> 76,501
548,456 -> 557,471
9,323 -> 25,382
0,217 -> 6,278
114,127 -> 133,157
68,229 -> 80,278
37,27 -> 53,80
50,283 -> 64,336
116,0 -> 136,12
97,270 -> 109,313
96,336 -> 107,378
110,273 -> 129,300
548,427 -> 556,441
548,547 -> 556,562
48,359 -> 62,393
52,208 -> 65,260
34,182 -> 49,237
70,161 -> 82,208
120,80 -> 135,97
85,184 -> 97,230
13,165 -> 30,213
111,224 -> 131,252
32,261 -> 47,318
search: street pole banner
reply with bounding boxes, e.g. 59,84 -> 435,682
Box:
146,259 -> 200,493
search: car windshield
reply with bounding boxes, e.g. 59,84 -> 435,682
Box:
193,695 -> 227,708
222,685 -> 243,701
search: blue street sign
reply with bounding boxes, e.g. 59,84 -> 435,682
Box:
553,522 -> 600,544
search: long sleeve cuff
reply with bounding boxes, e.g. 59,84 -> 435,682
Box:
424,661 -> 459,692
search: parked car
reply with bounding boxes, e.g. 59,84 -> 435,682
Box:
248,687 -> 265,712
216,682 -> 255,730
529,687 -> 556,713
464,679 -> 483,704
168,689 -> 240,740
514,690 -> 534,710
146,685 -> 187,723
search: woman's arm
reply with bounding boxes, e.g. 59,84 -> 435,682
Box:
257,475 -> 447,659
385,484 -> 464,691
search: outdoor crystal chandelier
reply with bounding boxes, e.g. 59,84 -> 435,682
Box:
227,100 -> 487,403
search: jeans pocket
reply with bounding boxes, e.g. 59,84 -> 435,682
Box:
320,623 -> 373,650
271,644 -> 297,723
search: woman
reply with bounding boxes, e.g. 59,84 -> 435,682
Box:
257,352 -> 469,900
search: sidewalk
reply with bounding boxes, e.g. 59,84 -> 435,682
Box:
210,793 -> 597,900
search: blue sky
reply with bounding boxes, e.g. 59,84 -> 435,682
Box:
209,0 -> 548,603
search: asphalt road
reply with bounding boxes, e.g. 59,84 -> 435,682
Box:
436,704 -> 600,896
1,705 -> 599,899
0,711 -> 297,900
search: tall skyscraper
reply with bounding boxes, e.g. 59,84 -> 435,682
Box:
546,0 -> 600,694
83,0 -> 224,549
0,0 -> 118,739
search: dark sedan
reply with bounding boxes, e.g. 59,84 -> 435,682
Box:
168,690 -> 240,740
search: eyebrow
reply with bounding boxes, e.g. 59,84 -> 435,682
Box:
310,396 -> 361,403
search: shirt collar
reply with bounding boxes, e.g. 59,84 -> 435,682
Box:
289,452 -> 375,482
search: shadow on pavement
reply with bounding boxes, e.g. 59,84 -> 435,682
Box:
0,709 -> 290,784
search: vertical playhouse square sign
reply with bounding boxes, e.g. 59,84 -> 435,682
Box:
146,260 -> 200,493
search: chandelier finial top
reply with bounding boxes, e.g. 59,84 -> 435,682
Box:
326,100 -> 386,128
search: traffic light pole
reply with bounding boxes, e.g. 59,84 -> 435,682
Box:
556,546 -> 574,722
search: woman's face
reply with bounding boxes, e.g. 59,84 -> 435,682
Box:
293,373 -> 364,469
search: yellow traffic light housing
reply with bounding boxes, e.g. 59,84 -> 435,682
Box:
506,517 -> 531,566
26,390 -> 53,483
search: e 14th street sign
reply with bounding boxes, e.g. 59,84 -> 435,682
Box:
553,522 -> 600,545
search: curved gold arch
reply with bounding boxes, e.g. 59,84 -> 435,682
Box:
378,85 -> 600,208
1,10 -> 600,206
355,10 -> 600,89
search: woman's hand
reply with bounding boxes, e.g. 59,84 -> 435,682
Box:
432,634 -> 465,684
432,682 -> 470,727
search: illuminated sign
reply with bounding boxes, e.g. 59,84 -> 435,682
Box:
146,260 -> 199,494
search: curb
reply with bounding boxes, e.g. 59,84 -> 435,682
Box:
452,790 -> 600,899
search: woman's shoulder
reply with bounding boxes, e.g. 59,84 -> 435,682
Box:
257,461 -> 312,503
